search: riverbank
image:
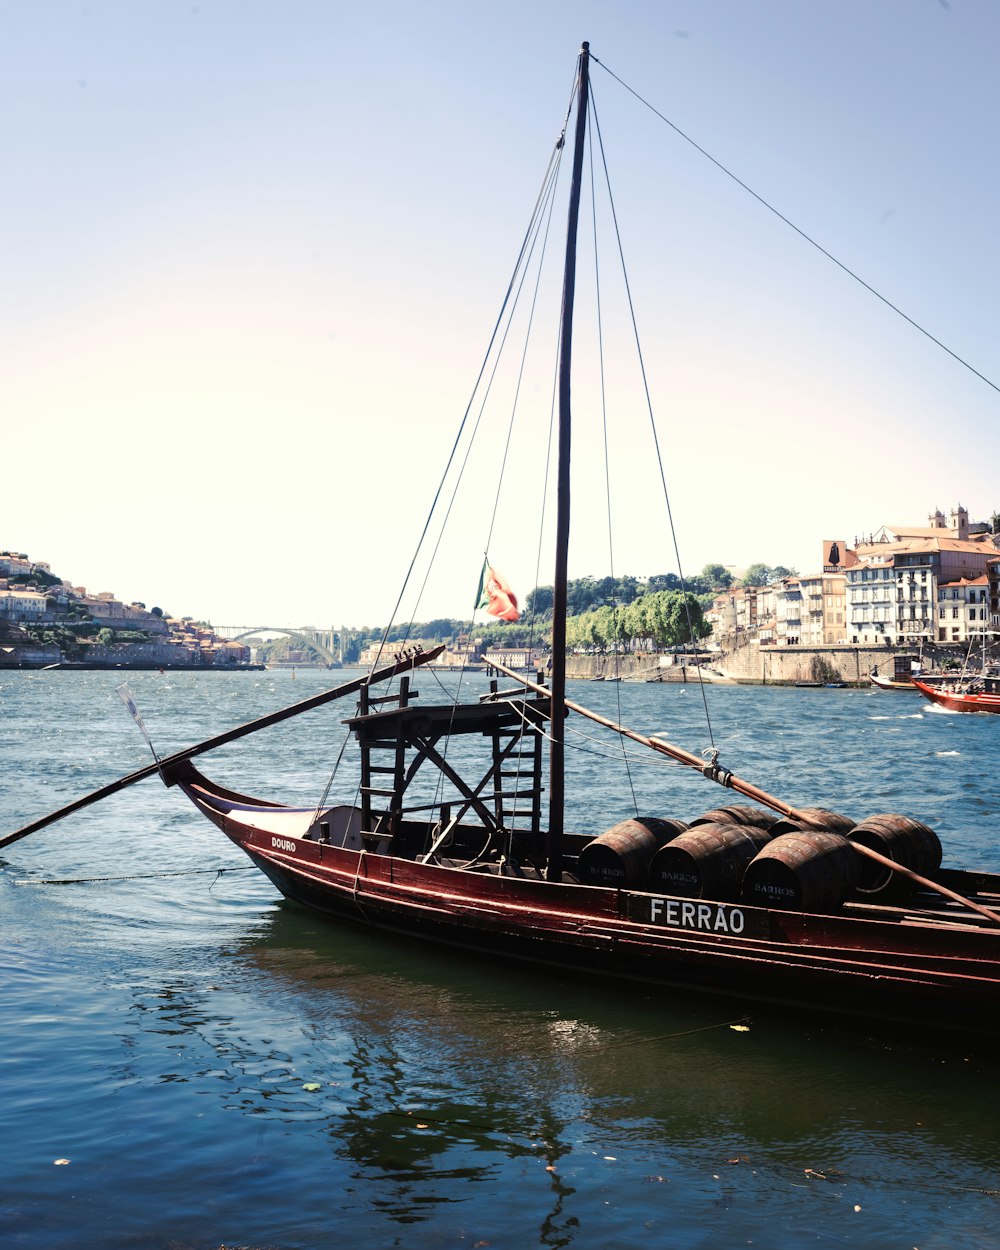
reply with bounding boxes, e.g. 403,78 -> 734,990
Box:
562,650 -> 869,685
47,661 -> 265,671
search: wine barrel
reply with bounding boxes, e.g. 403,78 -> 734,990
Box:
741,831 -> 859,912
648,821 -> 772,901
689,805 -> 781,831
848,814 -> 943,897
576,817 -> 688,888
767,807 -> 855,837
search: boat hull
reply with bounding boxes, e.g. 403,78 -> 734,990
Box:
912,679 -> 1000,714
172,762 -> 1000,1036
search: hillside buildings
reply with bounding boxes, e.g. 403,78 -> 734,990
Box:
0,549 -> 251,668
709,505 -> 1000,655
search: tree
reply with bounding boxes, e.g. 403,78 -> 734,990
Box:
423,618 -> 457,641
647,572 -> 681,594
525,585 -> 554,616
567,576 -> 599,615
653,591 -> 710,647
741,563 -> 773,587
701,563 -> 733,590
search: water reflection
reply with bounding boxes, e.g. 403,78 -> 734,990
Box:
104,896 -> 1000,1242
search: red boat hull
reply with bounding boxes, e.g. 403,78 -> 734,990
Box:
170,761 -> 1000,1036
912,679 -> 1000,714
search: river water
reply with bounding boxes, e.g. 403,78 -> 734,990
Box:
2,668 -> 998,1250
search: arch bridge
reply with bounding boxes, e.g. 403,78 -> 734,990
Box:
213,626 -> 344,667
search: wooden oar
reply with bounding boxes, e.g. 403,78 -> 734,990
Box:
490,660 -> 1000,926
0,645 -> 444,851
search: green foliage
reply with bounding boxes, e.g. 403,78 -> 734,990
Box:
352,563 -> 743,658
524,585 -> 554,615
529,571 -> 720,617
565,590 -> 708,652
474,621 -> 541,648
701,563 -> 733,590
740,563 -> 773,587
10,569 -> 61,591
96,629 -> 153,648
22,624 -> 83,655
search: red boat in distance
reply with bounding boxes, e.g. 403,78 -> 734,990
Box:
912,677 -> 1000,714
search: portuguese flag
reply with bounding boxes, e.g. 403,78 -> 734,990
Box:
476,560 -> 520,622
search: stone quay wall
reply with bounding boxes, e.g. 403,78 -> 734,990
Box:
562,646 -> 893,685
716,643 -> 891,685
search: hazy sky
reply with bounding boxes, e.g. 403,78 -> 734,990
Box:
3,1 -> 997,630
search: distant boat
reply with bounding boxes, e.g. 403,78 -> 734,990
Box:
870,673 -> 918,691
912,677 -> 1000,715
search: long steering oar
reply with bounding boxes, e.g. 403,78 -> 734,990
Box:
490,661 -> 1000,926
0,645 -> 444,851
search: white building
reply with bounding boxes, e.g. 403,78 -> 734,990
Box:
936,575 -> 990,645
0,589 -> 47,620
846,557 -> 898,645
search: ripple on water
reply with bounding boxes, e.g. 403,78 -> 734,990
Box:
3,675 -> 1000,1249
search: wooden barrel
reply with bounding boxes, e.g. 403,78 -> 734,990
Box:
848,814 -> 943,897
741,831 -> 859,912
689,805 -> 781,831
648,821 -> 772,901
576,817 -> 688,888
767,807 -> 855,837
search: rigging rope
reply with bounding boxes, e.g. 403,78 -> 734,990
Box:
586,93 -> 640,815
589,85 -> 718,751
365,132 -> 573,679
591,53 -> 999,397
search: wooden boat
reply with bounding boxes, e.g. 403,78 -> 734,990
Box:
912,677 -> 1000,714
160,45 -> 999,1036
5,44 -> 999,1037
870,673 -> 917,691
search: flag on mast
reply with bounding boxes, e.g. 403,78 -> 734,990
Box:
476,560 -> 520,622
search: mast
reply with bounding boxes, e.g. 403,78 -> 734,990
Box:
547,41 -> 590,882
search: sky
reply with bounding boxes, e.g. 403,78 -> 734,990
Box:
2,0 -> 998,630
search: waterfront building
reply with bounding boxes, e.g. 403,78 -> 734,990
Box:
0,589 -> 47,621
482,644 -> 537,670
77,593 -> 171,635
845,506 -> 1000,647
846,556 -> 897,645
989,558 -> 1000,635
358,640 -> 436,667
773,573 -> 846,647
707,584 -> 775,650
936,574 -> 990,646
